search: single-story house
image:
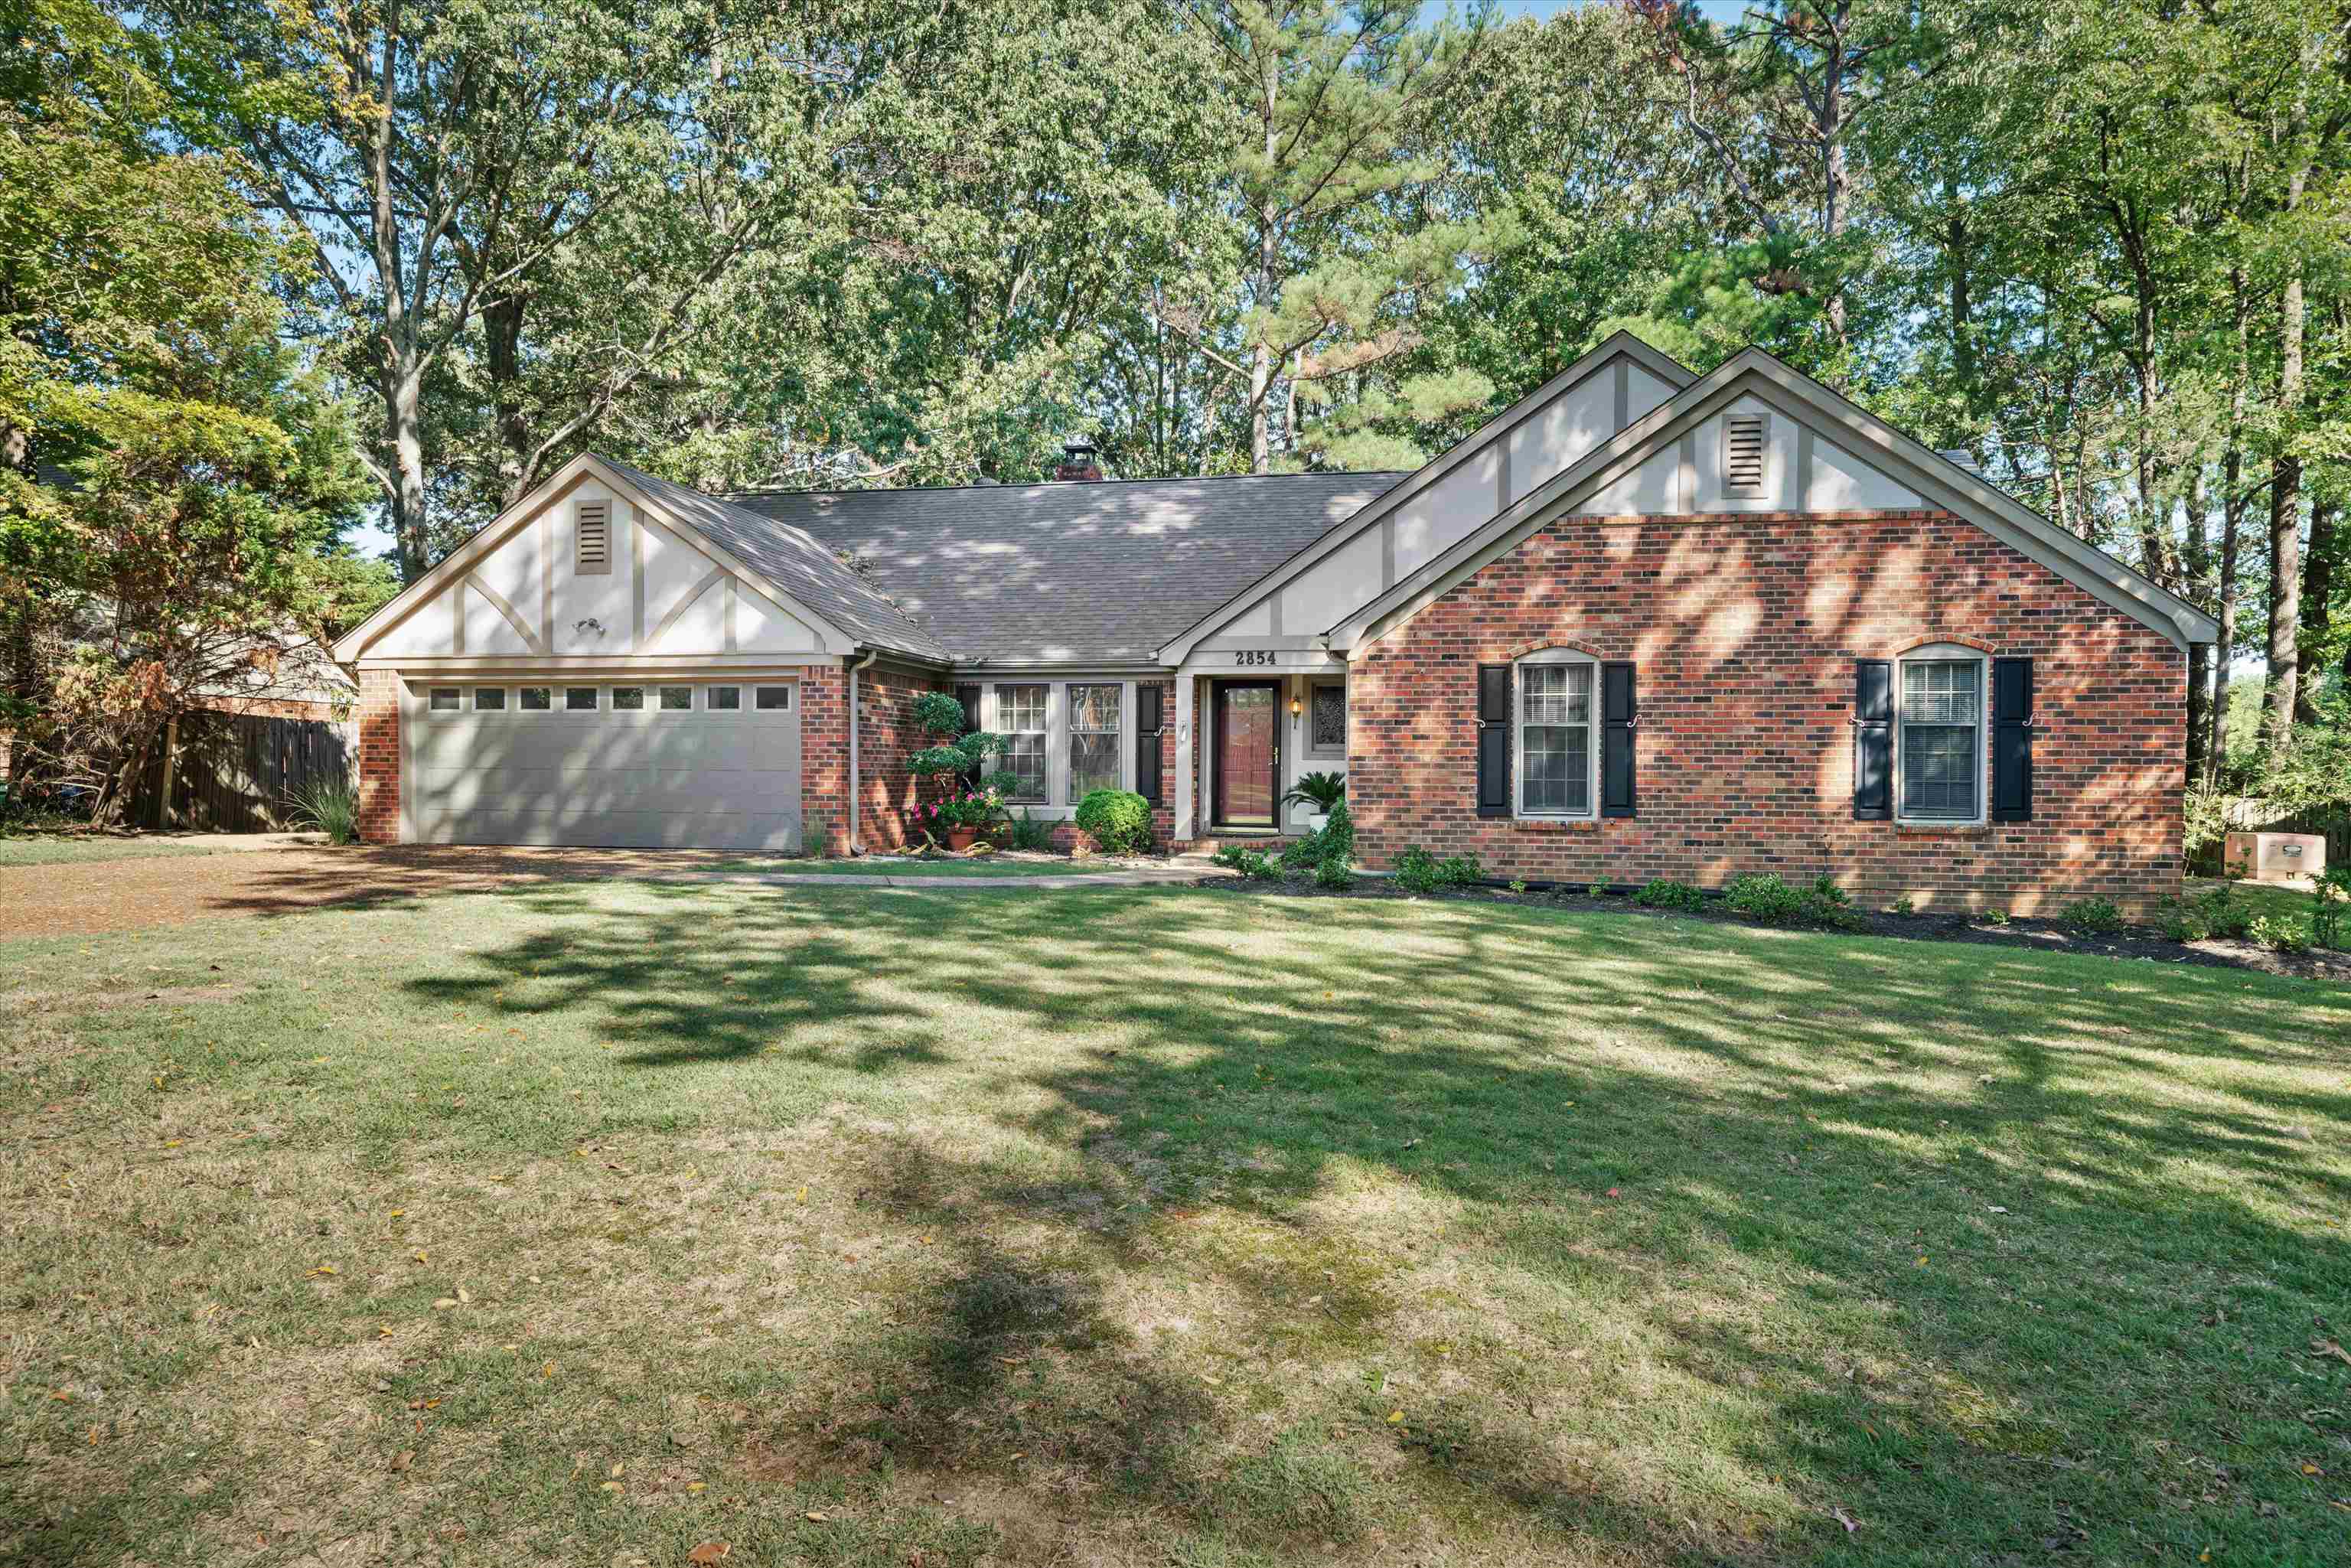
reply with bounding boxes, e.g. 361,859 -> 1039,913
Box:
333,335 -> 2218,914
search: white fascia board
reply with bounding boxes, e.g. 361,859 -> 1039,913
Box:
1152,331 -> 1696,667
334,455 -> 862,662
1332,350 -> 2218,654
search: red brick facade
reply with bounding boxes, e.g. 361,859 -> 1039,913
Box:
354,668 -> 402,844
853,663 -> 947,851
1348,509 -> 2187,917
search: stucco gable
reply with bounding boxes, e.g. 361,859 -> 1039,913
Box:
1332,350 -> 2220,654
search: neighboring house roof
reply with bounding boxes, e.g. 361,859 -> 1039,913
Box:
725,471 -> 1407,667
594,458 -> 953,662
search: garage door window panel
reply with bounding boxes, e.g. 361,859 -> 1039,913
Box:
612,686 -> 646,711
429,687 -> 460,712
473,687 -> 507,712
659,686 -> 693,712
518,686 -> 551,712
755,686 -> 792,711
707,686 -> 741,711
566,686 -> 598,712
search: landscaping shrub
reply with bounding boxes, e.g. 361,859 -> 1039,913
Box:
1312,853 -> 1354,890
2192,885 -> 2255,940
2251,913 -> 2313,954
1393,846 -> 1441,895
1434,853 -> 1481,887
1888,895 -> 1916,917
1723,872 -> 1863,930
1635,878 -> 1704,911
1073,788 -> 1152,855
2158,902 -> 2210,943
1317,799 -> 1355,865
1211,844 -> 1277,879
285,777 -> 360,844
2313,867 -> 2350,950
2063,898 -> 2124,934
1004,810 -> 1056,852
1278,830 -> 1325,874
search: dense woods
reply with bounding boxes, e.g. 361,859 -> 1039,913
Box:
4,0 -> 2348,810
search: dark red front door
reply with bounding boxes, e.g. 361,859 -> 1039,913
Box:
1214,682 -> 1279,826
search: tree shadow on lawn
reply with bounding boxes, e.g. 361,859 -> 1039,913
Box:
409,883 -> 2351,1563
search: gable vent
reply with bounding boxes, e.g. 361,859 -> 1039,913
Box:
576,500 -> 611,574
1723,415 -> 1766,496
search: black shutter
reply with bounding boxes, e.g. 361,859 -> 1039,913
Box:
1601,662 -> 1636,818
1136,682 -> 1164,804
956,683 -> 983,784
1476,663 -> 1511,817
1853,660 -> 1893,820
1991,657 -> 2033,822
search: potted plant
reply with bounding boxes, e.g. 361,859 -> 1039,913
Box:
1282,770 -> 1346,834
907,693 -> 1021,851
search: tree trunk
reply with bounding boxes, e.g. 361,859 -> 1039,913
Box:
2301,496 -> 2337,721
1820,27 -> 1847,347
1945,201 -> 1973,408
2261,99 -> 2311,758
486,290 -> 533,509
2183,465 -> 2212,783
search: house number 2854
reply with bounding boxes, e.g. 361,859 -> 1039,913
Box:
1231,649 -> 1277,666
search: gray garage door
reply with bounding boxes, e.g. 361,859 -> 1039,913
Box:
409,680 -> 802,850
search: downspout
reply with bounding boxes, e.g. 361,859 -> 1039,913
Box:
846,647 -> 879,855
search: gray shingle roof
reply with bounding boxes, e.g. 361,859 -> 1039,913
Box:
722,471 -> 1405,666
601,457 -> 954,661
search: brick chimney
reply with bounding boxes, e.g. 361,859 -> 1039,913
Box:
1055,441 -> 1104,481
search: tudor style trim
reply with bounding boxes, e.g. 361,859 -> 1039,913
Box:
332,454 -> 869,663
1153,331 -> 1696,666
1326,349 -> 2219,655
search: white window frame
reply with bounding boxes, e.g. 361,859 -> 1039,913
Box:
655,684 -> 693,713
428,686 -> 461,712
611,685 -> 647,712
1514,648 -> 1599,820
1066,683 -> 1122,803
516,685 -> 553,714
753,684 -> 793,712
991,683 -> 1049,804
1894,643 -> 1991,826
563,686 -> 599,713
705,684 -> 742,713
471,686 -> 508,713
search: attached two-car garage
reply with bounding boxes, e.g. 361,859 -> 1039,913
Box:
406,678 -> 804,851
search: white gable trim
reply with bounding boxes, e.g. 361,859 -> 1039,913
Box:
334,455 -> 861,663
1329,349 -> 2220,655
1152,331 -> 1694,666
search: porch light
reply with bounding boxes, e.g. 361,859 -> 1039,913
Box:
1290,695 -> 1302,716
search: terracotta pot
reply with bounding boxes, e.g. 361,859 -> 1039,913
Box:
944,825 -> 982,851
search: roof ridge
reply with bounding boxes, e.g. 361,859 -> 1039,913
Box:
720,468 -> 1411,504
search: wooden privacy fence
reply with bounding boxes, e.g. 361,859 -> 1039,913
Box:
2192,796 -> 2351,876
135,710 -> 357,833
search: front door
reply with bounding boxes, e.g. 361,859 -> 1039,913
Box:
1213,681 -> 1280,827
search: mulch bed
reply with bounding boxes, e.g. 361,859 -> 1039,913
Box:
1197,874 -> 2351,984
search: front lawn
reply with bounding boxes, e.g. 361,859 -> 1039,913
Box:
2,883 -> 2346,1566
713,853 -> 1134,878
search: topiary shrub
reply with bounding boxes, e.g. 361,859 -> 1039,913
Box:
1317,798 -> 1354,865
1074,788 -> 1152,856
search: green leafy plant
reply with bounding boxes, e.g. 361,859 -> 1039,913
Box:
1278,831 -> 1325,873
1586,882 -> 1605,899
2062,898 -> 2124,934
1723,872 -> 1862,930
1888,895 -> 1916,917
2158,902 -> 2210,943
1394,845 -> 1442,895
2311,867 -> 2350,950
2191,885 -> 2255,940
2250,914 -> 2313,954
906,693 -> 1009,842
1318,798 -> 1355,865
1211,844 -> 1277,879
285,777 -> 360,845
1074,789 -> 1153,856
1983,908 -> 2011,925
1313,853 -> 1355,890
1281,771 -> 1346,813
1003,810 -> 1056,852
1435,853 -> 1481,888
1635,879 -> 1705,911
1508,879 -> 1528,894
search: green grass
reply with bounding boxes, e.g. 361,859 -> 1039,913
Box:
2186,875 -> 2330,925
713,854 -> 1127,878
3,882 -> 2346,1566
0,833 -> 253,867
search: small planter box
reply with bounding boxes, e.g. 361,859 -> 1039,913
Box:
944,826 -> 983,852
1303,812 -> 1331,835
2224,831 -> 2325,882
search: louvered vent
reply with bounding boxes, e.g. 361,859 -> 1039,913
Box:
576,500 -> 611,574
1723,414 -> 1766,496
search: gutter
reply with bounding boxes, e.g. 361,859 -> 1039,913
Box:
846,647 -> 879,854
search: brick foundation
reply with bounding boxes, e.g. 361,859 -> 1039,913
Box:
1348,509 -> 2187,917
